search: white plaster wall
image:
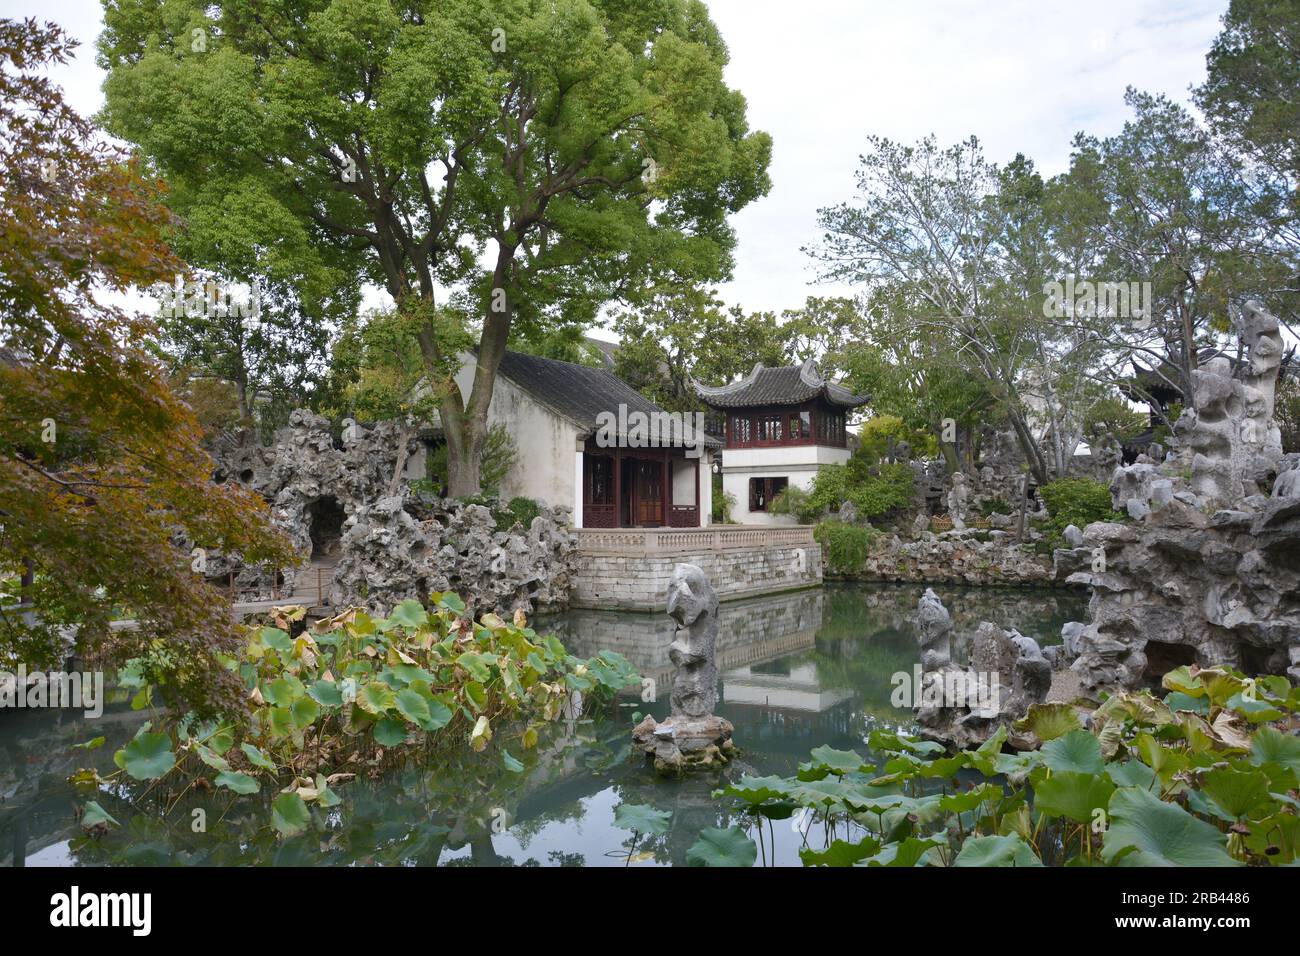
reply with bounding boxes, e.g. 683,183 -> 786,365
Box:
454,357 -> 579,509
720,445 -> 850,525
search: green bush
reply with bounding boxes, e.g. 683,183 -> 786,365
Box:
496,496 -> 542,532
814,520 -> 877,573
768,484 -> 808,517
1038,477 -> 1124,547
802,460 -> 915,523
978,497 -> 1012,517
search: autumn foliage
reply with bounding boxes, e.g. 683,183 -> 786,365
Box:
0,18 -> 290,711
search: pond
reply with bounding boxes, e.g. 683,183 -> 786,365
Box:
0,583 -> 1086,867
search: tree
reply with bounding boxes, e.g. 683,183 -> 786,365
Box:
98,0 -> 771,495
0,18 -> 289,709
152,274 -> 337,440
1198,0 -> 1300,185
808,135 -> 1058,481
1051,90 -> 1295,409
611,285 -> 788,410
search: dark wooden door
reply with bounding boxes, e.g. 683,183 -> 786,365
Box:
635,460 -> 663,526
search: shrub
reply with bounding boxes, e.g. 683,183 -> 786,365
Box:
978,497 -> 1012,517
803,460 -> 915,523
496,496 -> 542,532
815,520 -> 877,573
1038,477 -> 1124,547
712,487 -> 736,524
769,484 -> 808,518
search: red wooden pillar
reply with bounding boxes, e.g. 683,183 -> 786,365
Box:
613,447 -> 622,528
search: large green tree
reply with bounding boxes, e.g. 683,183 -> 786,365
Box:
98,0 -> 771,494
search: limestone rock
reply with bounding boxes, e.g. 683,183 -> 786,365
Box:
632,564 -> 735,773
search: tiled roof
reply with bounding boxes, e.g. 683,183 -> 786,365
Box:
496,350 -> 719,448
691,358 -> 870,409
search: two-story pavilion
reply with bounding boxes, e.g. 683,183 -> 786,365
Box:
693,359 -> 870,525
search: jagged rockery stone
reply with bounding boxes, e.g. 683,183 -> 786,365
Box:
632,564 -> 736,773
203,410 -> 577,616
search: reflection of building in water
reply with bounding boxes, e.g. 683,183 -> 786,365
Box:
721,660 -> 854,713
552,588 -> 826,692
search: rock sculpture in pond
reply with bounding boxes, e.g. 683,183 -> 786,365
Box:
911,590 -> 1052,749
632,564 -> 736,773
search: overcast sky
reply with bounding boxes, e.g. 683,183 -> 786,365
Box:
9,0 -> 1229,323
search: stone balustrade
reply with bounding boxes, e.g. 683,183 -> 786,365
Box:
574,524 -> 816,555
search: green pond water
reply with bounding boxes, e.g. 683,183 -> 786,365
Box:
0,583 -> 1086,867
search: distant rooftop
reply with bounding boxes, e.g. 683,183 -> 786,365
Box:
691,358 -> 870,410
496,350 -> 719,447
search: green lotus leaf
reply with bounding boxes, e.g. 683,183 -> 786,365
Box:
613,803 -> 672,836
81,800 -> 120,830
307,679 -> 343,708
1041,729 -> 1104,774
290,696 -> 319,729
1102,786 -> 1240,866
1014,702 -> 1082,741
271,792 -> 311,838
194,744 -> 229,772
1201,766 -> 1270,819
267,706 -> 295,739
800,837 -> 880,867
953,833 -> 1043,867
395,688 -> 431,724
388,599 -> 429,630
861,836 -> 943,867
119,732 -> 175,780
1250,726 -> 1300,772
1032,770 -> 1115,823
716,775 -> 795,806
1164,691 -> 1210,714
356,681 -> 396,715
373,716 -> 409,747
686,827 -> 756,867
240,743 -> 276,771
436,593 -> 466,615
1162,665 -> 1204,697
940,783 -> 1002,815
259,627 -> 292,654
803,745 -> 865,775
215,770 -> 261,795
1106,759 -> 1156,790
264,676 -> 305,707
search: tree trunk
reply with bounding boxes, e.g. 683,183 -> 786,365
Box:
1007,408 -> 1049,485
387,420 -> 413,498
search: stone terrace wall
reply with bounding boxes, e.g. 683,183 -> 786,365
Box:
839,530 -> 1058,587
571,544 -> 822,611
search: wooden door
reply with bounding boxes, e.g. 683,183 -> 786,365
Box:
635,460 -> 663,526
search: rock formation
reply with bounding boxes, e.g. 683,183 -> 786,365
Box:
201,409 -> 577,616
1055,303 -> 1300,693
632,564 -> 736,773
911,590 -> 1052,749
946,471 -> 970,531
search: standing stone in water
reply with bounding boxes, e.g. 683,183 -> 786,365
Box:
916,587 -> 953,670
667,564 -> 720,717
632,564 -> 735,773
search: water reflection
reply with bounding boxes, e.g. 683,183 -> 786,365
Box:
0,583 -> 1086,867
